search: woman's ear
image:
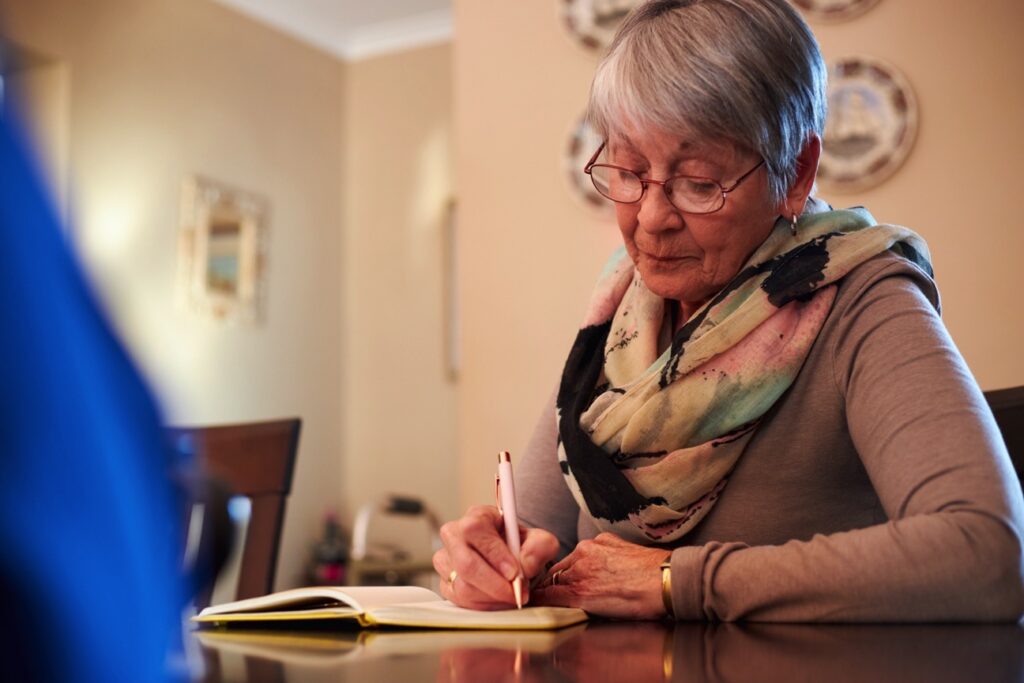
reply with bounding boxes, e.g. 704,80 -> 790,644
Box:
780,134 -> 821,216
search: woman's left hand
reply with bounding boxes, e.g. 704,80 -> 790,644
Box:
531,532 -> 669,619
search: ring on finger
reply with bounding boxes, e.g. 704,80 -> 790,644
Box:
552,568 -> 566,586
447,569 -> 458,589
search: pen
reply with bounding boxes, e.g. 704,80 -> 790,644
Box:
496,450 -> 524,609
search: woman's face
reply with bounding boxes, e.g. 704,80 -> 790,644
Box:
607,125 -> 781,315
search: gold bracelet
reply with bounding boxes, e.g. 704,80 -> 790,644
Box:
659,558 -> 674,619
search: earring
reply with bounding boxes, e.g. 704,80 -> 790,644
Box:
790,213 -> 798,237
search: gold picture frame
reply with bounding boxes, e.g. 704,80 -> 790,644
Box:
177,176 -> 267,323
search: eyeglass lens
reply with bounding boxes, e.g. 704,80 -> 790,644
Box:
589,165 -> 725,214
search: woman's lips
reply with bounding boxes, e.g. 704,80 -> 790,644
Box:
639,250 -> 694,264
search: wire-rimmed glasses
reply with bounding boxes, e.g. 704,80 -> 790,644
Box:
583,141 -> 765,215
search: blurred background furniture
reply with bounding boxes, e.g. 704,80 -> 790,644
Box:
169,418 -> 301,609
985,386 -> 1024,488
348,494 -> 441,588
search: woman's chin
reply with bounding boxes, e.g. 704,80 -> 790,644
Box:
637,257 -> 708,303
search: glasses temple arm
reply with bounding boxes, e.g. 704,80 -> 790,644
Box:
583,141 -> 607,174
721,159 -> 766,193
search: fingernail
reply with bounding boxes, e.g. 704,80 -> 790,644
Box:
501,562 -> 518,580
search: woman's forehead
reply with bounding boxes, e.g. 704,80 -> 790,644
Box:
608,128 -> 742,162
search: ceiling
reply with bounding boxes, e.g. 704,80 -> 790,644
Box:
209,0 -> 452,62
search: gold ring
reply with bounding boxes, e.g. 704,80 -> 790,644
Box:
552,569 -> 565,586
447,569 -> 458,589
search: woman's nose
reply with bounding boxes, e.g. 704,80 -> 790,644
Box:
636,182 -> 684,233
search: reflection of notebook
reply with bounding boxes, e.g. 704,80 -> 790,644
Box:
194,625 -> 587,668
192,585 -> 588,631
194,630 -> 363,668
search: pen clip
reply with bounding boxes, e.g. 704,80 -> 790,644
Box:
495,473 -> 503,515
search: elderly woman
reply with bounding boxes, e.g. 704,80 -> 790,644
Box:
435,0 -> 1024,621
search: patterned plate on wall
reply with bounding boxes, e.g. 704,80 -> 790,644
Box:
818,56 -> 918,194
562,0 -> 645,51
792,0 -> 881,22
564,113 -> 615,217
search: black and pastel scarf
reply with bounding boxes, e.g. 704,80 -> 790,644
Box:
556,207 -> 931,544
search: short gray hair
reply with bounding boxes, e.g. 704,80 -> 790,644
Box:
587,0 -> 827,204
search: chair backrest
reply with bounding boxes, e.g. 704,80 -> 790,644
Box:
984,387 -> 1024,488
168,418 -> 301,607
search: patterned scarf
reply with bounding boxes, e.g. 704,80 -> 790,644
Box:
556,207 -> 931,544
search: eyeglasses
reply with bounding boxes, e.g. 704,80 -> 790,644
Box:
583,141 -> 765,215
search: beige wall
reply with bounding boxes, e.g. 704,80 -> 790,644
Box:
342,44 -> 458,535
3,57 -> 70,219
454,0 -> 1024,508
1,0 -> 345,589
811,0 -> 1024,391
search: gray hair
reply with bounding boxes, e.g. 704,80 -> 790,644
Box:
587,0 -> 827,204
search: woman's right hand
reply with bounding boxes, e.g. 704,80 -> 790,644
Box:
433,505 -> 560,610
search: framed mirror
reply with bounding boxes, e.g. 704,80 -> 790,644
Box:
177,176 -> 267,323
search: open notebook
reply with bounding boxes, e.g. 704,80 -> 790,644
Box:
192,585 -> 588,631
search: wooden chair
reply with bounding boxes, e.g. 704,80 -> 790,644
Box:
168,418 -> 301,608
984,386 -> 1024,488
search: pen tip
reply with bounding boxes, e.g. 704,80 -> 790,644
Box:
513,577 -> 523,609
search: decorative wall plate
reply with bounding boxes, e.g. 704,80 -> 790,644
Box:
562,0 -> 644,51
792,0 -> 881,22
817,56 -> 917,194
564,113 -> 614,216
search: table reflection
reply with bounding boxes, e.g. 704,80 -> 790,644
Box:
190,620 -> 1024,682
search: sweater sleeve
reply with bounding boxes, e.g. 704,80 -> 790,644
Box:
515,388 -> 582,559
669,262 -> 1024,622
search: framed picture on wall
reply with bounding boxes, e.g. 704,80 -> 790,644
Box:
177,176 -> 268,324
564,112 -> 615,218
817,56 -> 918,194
791,0 -> 881,22
562,0 -> 645,50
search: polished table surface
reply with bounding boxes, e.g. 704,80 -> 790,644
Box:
186,620 -> 1024,682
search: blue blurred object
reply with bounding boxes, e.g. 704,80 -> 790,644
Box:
0,99 -> 184,680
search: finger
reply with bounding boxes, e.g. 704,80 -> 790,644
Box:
461,506 -> 523,580
434,547 -> 515,610
432,548 -> 450,577
441,505 -> 519,576
447,535 -> 518,604
432,549 -> 456,601
537,547 -> 578,585
531,584 -> 580,608
534,565 -> 566,590
441,507 -> 520,604
519,528 -> 561,578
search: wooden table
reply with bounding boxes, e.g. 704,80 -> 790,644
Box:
187,620 -> 1024,682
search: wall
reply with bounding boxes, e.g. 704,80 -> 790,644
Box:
0,0 -> 345,589
2,51 -> 70,220
808,0 -> 1024,393
453,0 -> 1024,508
341,44 -> 458,540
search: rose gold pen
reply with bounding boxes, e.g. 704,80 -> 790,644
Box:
496,451 -> 524,609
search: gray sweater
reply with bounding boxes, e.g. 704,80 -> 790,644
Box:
516,252 -> 1024,621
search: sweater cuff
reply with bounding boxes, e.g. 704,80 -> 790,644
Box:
668,546 -> 705,620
